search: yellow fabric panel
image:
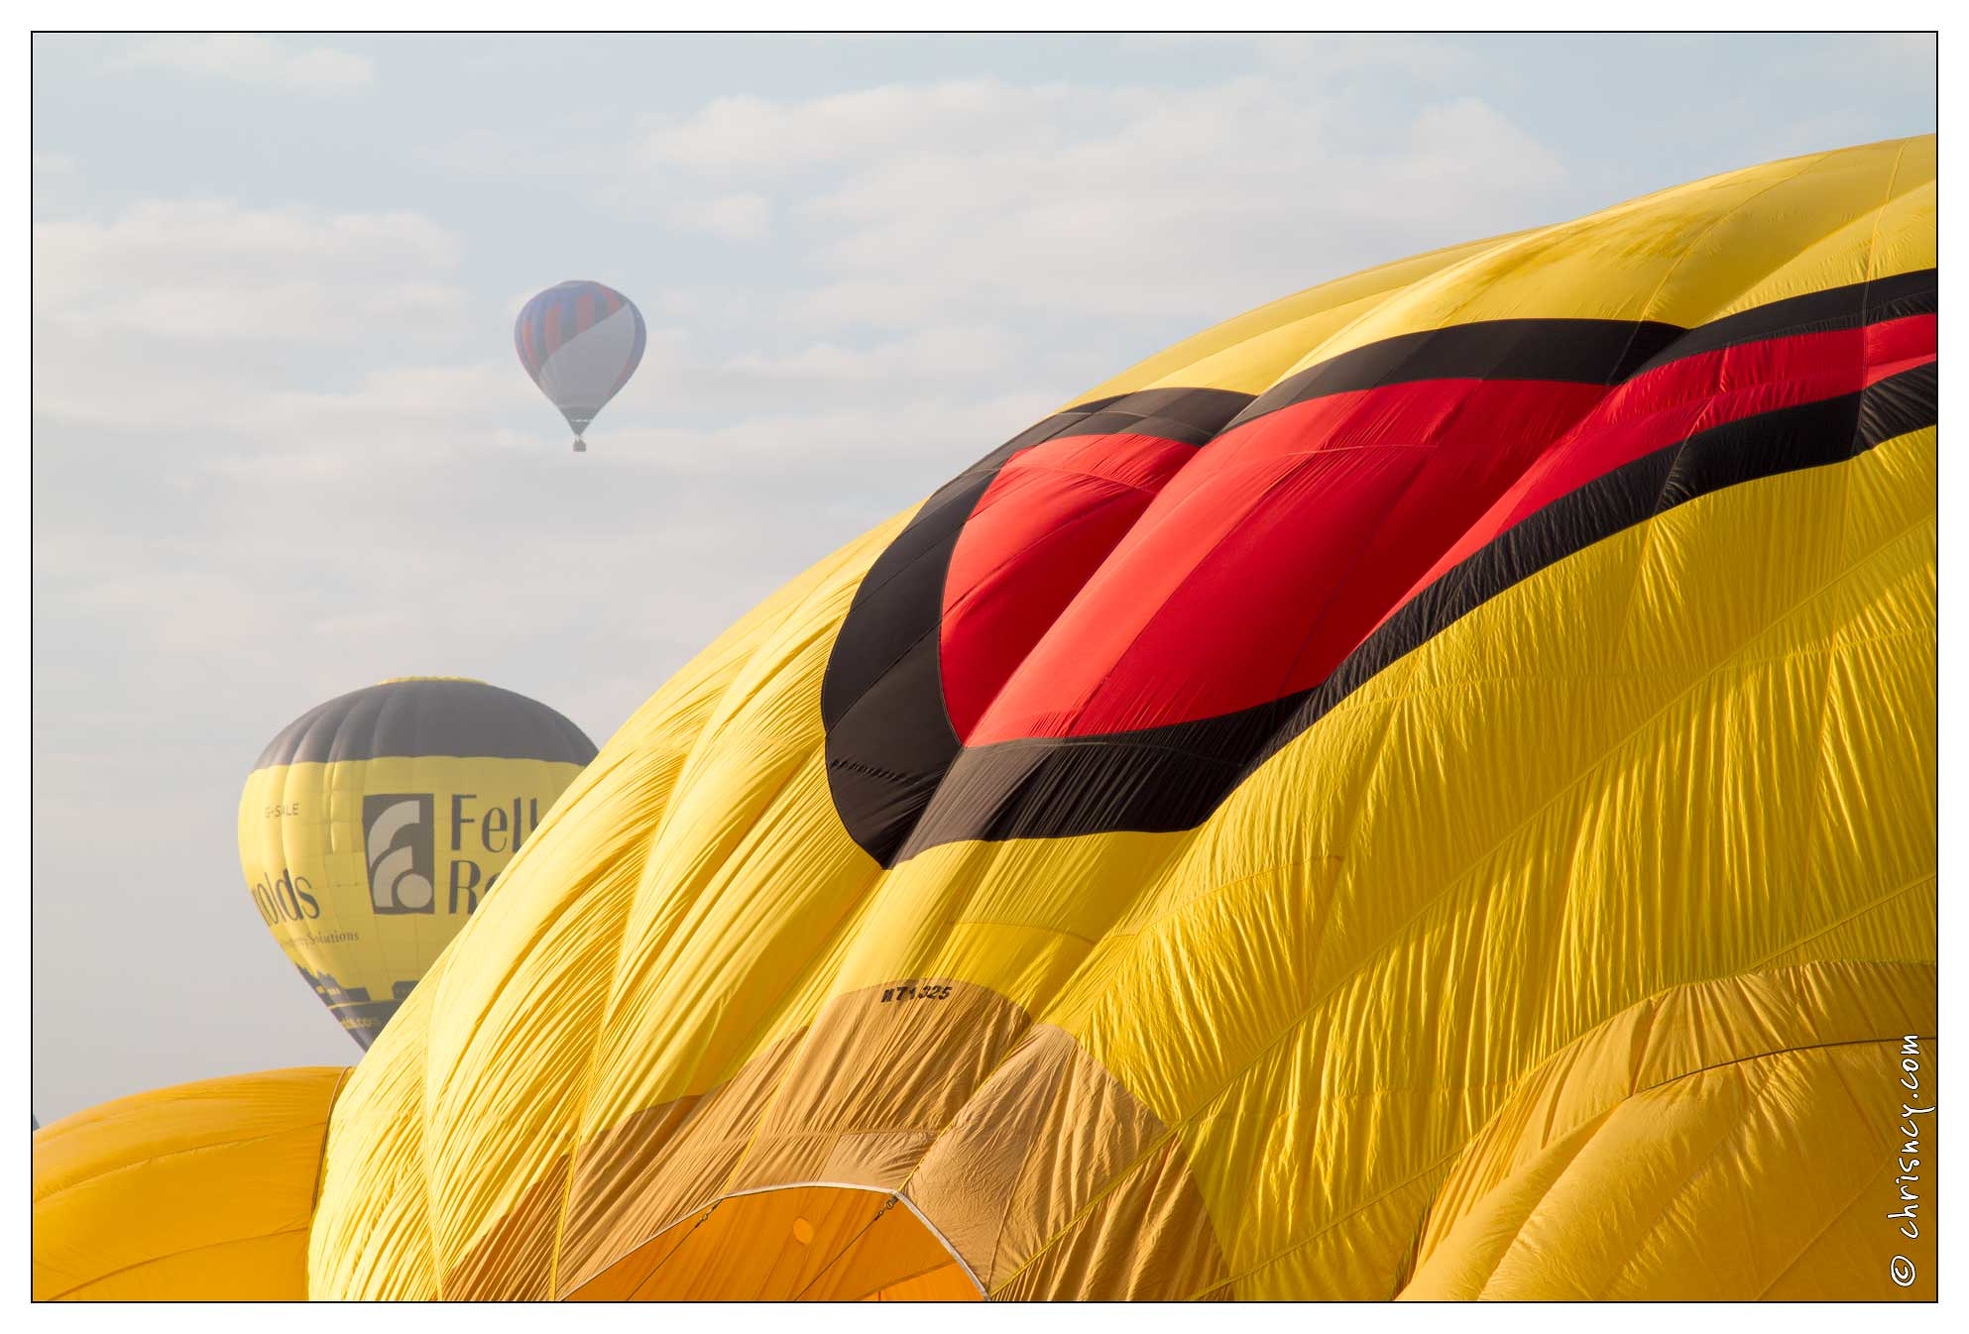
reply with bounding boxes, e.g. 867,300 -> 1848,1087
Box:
307,137 -> 1935,1301
33,1067 -> 347,1300
303,968 -> 445,1299
54,1231 -> 314,1302
565,1186 -> 978,1301
1713,146 -> 1933,321
1063,230 -> 1521,404
1400,964 -> 1936,1299
1278,137 -> 1929,361
864,1263 -> 977,1301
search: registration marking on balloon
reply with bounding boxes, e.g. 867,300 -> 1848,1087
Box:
880,981 -> 955,1004
822,273 -> 1937,867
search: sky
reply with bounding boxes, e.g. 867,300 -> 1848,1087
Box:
30,32 -> 1937,1120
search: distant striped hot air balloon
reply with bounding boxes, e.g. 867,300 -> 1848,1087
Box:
514,280 -> 646,452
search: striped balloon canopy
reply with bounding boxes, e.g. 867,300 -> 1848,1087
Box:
514,280 -> 646,452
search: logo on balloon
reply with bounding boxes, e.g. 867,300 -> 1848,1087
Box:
363,794 -> 436,915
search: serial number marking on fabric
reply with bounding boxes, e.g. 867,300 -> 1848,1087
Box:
880,982 -> 953,1003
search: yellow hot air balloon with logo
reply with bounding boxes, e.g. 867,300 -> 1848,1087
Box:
239,677 -> 597,1049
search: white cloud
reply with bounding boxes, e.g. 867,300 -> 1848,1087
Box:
104,34 -> 375,92
591,388 -> 1060,482
33,199 -> 465,346
37,69 -> 1575,498
32,152 -> 77,208
630,75 -> 1566,330
427,129 -> 621,181
32,313 -> 1044,481
1241,33 -> 1481,84
718,323 -> 1016,389
666,192 -> 772,240
641,80 -> 1082,176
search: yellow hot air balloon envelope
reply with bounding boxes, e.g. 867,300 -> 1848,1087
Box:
33,1067 -> 348,1300
239,677 -> 596,1048
309,137 -> 1935,1301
